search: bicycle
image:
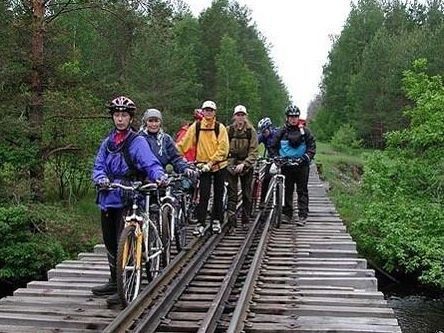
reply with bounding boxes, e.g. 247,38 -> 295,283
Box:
159,173 -> 194,266
108,181 -> 166,307
250,158 -> 268,216
263,157 -> 301,228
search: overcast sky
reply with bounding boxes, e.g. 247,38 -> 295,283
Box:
186,0 -> 352,118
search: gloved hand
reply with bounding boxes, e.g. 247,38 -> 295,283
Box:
200,163 -> 211,173
294,157 -> 304,166
97,177 -> 110,189
234,163 -> 245,174
184,167 -> 199,178
269,163 -> 278,174
156,175 -> 169,187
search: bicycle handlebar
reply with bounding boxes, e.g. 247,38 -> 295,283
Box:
105,182 -> 158,192
263,156 -> 302,167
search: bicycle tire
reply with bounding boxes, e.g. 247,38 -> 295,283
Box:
175,207 -> 187,252
145,223 -> 161,282
251,178 -> 260,217
160,206 -> 172,268
116,224 -> 142,307
275,182 -> 283,228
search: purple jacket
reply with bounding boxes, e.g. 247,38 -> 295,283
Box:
92,130 -> 165,210
258,127 -> 279,157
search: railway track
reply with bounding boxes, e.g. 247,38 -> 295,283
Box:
0,166 -> 402,332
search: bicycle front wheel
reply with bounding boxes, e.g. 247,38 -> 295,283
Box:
161,206 -> 172,268
273,182 -> 283,228
175,207 -> 187,252
251,178 -> 260,217
116,224 -> 142,307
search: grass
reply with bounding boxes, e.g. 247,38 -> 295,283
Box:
314,142 -> 371,227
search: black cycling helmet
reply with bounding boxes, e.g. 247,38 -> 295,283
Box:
107,96 -> 136,117
285,105 -> 301,117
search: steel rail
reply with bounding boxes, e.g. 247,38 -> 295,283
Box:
226,208 -> 274,332
103,226 -> 210,333
133,229 -> 225,332
197,207 -> 265,333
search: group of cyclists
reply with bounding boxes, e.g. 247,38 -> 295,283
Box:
91,96 -> 316,306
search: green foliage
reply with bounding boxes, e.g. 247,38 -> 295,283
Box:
0,0 -> 290,289
316,0 -> 444,147
0,205 -> 66,282
330,124 -> 363,152
351,63 -> 444,288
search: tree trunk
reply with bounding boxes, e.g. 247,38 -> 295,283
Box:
29,0 -> 46,201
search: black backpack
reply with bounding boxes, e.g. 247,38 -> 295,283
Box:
195,121 -> 221,143
106,131 -> 144,180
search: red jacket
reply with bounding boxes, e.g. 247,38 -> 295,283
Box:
175,123 -> 196,162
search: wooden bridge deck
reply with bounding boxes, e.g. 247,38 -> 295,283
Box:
0,166 -> 402,332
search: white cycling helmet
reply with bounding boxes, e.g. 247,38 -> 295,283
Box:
258,117 -> 272,131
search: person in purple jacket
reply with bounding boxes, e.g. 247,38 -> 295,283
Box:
91,96 -> 165,306
257,117 -> 279,207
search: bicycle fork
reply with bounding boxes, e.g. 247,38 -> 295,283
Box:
121,222 -> 143,271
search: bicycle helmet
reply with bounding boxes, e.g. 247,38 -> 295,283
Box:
285,105 -> 301,117
258,117 -> 272,131
193,109 -> 204,121
142,108 -> 162,124
107,96 -> 136,116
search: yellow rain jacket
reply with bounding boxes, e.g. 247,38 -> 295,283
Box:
177,116 -> 229,171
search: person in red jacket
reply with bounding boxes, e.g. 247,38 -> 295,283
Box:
175,109 -> 204,162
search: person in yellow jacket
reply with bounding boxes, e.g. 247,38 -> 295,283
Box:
177,100 -> 229,236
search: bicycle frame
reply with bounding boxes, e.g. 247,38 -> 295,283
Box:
123,185 -> 163,264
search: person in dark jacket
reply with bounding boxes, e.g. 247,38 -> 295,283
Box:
257,117 -> 279,207
269,105 -> 316,225
226,105 -> 258,230
139,108 -> 196,176
91,96 -> 165,306
257,117 -> 278,157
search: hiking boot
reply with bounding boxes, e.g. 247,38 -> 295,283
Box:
91,280 -> 117,296
106,293 -> 121,306
212,220 -> 221,234
297,216 -> 307,226
192,225 -> 205,237
228,213 -> 236,228
241,215 -> 249,230
281,214 -> 291,224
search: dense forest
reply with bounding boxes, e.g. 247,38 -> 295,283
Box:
0,0 -> 289,287
312,0 -> 443,288
0,0 -> 443,292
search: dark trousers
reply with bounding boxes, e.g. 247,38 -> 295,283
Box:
101,208 -> 125,282
260,164 -> 272,203
282,164 -> 310,218
227,167 -> 253,219
196,168 -> 226,226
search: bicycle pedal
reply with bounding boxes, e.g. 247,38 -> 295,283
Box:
192,225 -> 205,236
212,220 -> 221,234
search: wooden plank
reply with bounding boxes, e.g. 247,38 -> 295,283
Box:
249,303 -> 395,317
0,313 -> 110,330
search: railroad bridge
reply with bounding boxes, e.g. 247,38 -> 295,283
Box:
0,166 -> 402,332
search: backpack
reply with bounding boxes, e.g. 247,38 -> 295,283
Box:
106,131 -> 144,180
228,126 -> 252,143
195,121 -> 221,144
